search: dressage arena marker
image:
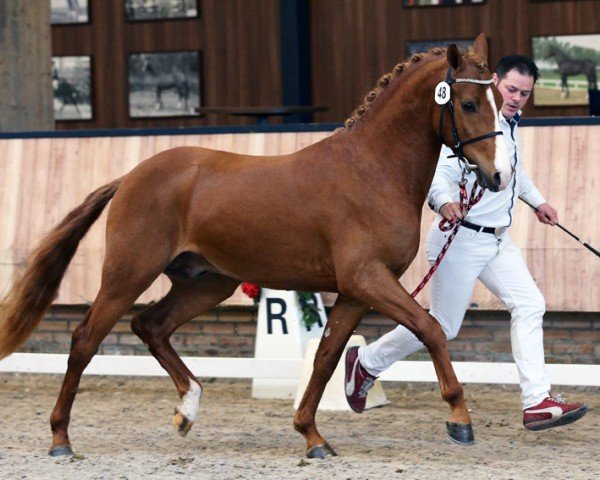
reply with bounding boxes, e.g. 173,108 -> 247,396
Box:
1,353 -> 598,386
252,289 -> 327,399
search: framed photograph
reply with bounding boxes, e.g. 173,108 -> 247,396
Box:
51,0 -> 89,25
406,39 -> 475,57
532,34 -> 600,107
125,0 -> 199,21
52,56 -> 93,121
128,51 -> 201,118
403,0 -> 484,7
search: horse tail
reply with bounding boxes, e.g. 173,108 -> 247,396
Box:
0,178 -> 122,359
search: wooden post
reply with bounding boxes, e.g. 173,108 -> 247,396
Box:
0,0 -> 53,132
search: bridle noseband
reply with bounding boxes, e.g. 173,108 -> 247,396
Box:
436,67 -> 503,172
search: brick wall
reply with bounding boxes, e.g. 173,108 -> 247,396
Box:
18,305 -> 600,365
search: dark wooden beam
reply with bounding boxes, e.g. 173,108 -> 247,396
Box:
0,0 -> 53,132
279,0 -> 313,123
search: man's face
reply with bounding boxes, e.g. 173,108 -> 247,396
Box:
493,69 -> 535,119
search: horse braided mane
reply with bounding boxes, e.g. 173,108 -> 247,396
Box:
338,46 -> 484,132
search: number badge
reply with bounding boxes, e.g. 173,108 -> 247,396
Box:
434,81 -> 451,105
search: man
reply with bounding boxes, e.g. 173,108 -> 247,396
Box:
344,55 -> 588,432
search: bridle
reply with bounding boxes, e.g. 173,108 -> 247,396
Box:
409,67 -> 505,299
436,67 -> 503,172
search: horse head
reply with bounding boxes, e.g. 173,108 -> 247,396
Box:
435,33 -> 510,192
546,44 -> 562,60
141,55 -> 156,76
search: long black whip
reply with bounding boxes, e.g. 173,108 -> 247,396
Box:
519,197 -> 600,258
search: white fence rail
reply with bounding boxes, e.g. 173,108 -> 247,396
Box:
1,353 -> 598,387
537,78 -> 590,90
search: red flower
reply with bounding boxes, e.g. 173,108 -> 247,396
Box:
241,282 -> 260,299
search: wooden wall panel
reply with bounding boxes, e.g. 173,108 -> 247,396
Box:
401,125 -> 600,313
1,125 -> 598,311
309,0 -> 600,124
46,0 -> 599,131
51,0 -> 282,130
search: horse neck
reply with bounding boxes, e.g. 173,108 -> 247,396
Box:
341,61 -> 443,203
552,49 -> 568,63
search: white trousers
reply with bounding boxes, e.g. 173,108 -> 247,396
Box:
359,222 -> 551,409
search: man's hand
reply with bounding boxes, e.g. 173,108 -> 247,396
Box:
535,202 -> 558,225
440,202 -> 464,222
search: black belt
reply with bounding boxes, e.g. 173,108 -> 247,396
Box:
461,220 -> 498,234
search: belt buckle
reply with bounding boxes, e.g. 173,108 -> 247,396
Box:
494,226 -> 507,237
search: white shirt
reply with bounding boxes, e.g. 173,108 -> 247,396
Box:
427,111 -> 546,228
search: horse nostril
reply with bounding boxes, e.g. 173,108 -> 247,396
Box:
493,172 -> 502,188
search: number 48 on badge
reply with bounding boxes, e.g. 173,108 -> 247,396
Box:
434,81 -> 451,105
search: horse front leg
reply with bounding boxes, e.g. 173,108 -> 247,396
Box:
293,295 -> 368,458
344,262 -> 473,445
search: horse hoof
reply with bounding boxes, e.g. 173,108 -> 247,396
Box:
172,409 -> 194,437
49,444 -> 73,457
446,421 -> 475,446
307,443 -> 337,459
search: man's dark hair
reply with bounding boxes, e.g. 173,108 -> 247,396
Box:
495,55 -> 539,83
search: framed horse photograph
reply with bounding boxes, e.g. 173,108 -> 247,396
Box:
51,0 -> 89,25
403,0 -> 484,7
52,56 -> 93,121
128,51 -> 202,118
532,34 -> 600,107
124,0 -> 198,21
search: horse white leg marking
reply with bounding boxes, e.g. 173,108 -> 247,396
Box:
180,378 -> 202,422
486,87 -> 511,190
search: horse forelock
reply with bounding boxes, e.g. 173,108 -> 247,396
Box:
341,48 -> 447,131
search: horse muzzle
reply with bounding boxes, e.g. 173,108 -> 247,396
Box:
476,170 -> 504,192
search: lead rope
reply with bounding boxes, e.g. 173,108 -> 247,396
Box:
411,177 -> 485,298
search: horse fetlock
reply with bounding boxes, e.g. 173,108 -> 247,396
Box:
441,383 -> 463,402
447,403 -> 471,425
292,412 -> 313,436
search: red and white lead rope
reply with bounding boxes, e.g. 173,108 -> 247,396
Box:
410,180 -> 485,299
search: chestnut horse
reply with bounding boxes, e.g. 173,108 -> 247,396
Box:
0,34 -> 510,458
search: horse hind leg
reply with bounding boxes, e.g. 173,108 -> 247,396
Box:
49,263 -> 164,456
293,295 -> 368,458
130,272 -> 240,437
155,86 -> 164,110
561,75 -> 569,99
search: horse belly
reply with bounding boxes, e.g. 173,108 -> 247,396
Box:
189,223 -> 337,291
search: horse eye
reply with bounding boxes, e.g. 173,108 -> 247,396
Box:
461,101 -> 476,113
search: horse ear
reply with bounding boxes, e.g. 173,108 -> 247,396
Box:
472,33 -> 489,61
447,44 -> 461,70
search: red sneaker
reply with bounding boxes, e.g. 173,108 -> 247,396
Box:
344,346 -> 377,413
523,394 -> 588,431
